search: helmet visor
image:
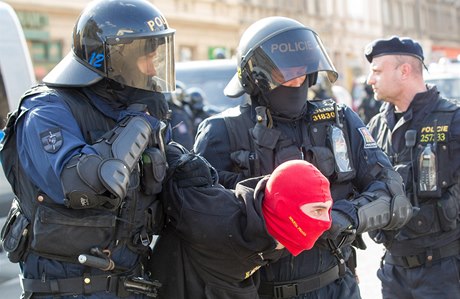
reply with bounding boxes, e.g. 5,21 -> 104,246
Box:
105,34 -> 175,92
244,28 -> 338,93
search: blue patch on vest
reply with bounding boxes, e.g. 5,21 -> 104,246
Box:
40,128 -> 63,153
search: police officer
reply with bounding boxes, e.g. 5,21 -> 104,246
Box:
0,0 -> 175,297
151,151 -> 333,299
365,36 -> 460,299
357,83 -> 381,124
194,17 -> 413,299
166,81 -> 195,150
186,87 -> 213,135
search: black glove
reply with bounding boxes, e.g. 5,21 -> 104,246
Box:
165,142 -> 218,188
173,154 -> 216,188
321,200 -> 358,241
126,89 -> 169,120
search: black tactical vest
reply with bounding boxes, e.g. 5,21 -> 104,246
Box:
0,85 -> 163,263
386,98 -> 460,247
223,99 -> 356,201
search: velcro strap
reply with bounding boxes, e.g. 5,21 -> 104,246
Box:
258,265 -> 340,298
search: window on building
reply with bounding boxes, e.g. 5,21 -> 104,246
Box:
382,0 -> 391,26
179,46 -> 193,62
30,40 -> 62,63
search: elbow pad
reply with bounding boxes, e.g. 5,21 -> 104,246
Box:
356,168 -> 413,234
61,116 -> 151,209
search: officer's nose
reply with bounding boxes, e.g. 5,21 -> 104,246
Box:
283,75 -> 307,87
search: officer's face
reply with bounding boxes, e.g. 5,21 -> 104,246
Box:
137,51 -> 158,76
300,199 -> 332,222
366,55 -> 403,104
272,66 -> 307,87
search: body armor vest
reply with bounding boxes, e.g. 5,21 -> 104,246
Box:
0,85 -> 163,263
382,98 -> 460,249
223,99 -> 356,201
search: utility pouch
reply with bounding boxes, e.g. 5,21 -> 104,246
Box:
31,205 -> 116,260
436,195 -> 458,232
141,147 -> 167,195
405,204 -> 435,236
1,201 -> 30,263
230,150 -> 255,177
145,200 -> 165,235
304,146 -> 335,178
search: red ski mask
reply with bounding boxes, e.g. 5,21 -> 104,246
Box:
262,160 -> 332,256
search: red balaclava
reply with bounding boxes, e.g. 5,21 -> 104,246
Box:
262,160 -> 332,256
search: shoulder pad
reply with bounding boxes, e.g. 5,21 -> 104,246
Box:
221,103 -> 252,118
20,84 -> 53,101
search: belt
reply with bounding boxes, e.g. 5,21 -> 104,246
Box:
21,273 -> 130,297
385,240 -> 460,268
258,265 -> 340,299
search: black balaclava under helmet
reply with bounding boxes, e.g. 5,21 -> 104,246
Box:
262,77 -> 309,120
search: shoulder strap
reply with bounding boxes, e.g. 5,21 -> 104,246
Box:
222,104 -> 254,152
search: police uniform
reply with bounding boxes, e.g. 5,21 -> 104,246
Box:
367,85 -> 460,298
194,16 -> 413,299
0,1 -> 176,298
0,84 -> 167,299
364,35 -> 460,298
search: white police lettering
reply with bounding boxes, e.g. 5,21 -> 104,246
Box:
147,16 -> 166,31
271,40 -> 315,53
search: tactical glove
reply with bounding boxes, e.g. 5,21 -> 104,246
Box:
166,143 -> 218,188
321,200 -> 358,241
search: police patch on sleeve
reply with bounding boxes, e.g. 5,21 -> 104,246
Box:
40,127 -> 63,153
358,127 -> 378,149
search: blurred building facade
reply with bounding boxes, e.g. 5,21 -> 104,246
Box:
4,0 -> 460,89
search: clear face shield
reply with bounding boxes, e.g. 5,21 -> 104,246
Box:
105,34 -> 175,92
244,28 -> 338,94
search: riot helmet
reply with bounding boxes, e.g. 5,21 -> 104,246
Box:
165,81 -> 188,108
225,17 -> 338,98
43,0 -> 176,92
187,87 -> 207,111
175,81 -> 190,103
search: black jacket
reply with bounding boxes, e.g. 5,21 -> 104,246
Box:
367,85 -> 460,251
149,174 -> 285,299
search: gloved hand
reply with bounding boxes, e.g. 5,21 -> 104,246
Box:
173,154 -> 217,188
165,142 -> 218,188
321,200 -> 358,241
118,106 -> 161,131
127,92 -> 169,121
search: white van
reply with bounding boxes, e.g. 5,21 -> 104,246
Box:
425,58 -> 460,100
0,1 -> 36,125
0,1 -> 35,216
176,59 -> 249,113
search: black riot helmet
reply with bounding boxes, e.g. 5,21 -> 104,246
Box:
187,87 -> 207,111
43,0 -> 176,92
225,16 -> 338,98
